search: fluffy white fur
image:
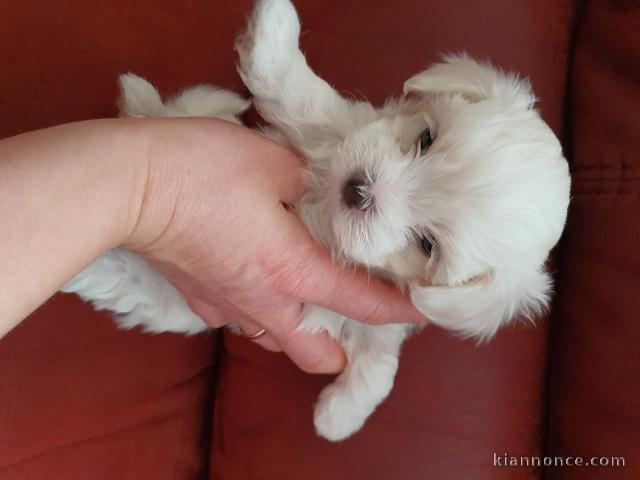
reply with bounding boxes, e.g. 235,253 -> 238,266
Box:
62,0 -> 570,441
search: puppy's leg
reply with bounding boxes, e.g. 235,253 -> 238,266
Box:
236,0 -> 374,158
299,311 -> 410,441
62,249 -> 207,334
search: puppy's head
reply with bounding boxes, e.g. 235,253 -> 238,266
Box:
306,54 -> 570,339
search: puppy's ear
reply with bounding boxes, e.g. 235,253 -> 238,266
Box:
403,53 -> 535,108
118,73 -> 164,118
410,266 -> 552,342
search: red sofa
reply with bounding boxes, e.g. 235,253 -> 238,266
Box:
1,1 -> 638,478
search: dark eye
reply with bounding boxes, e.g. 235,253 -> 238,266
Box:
420,235 -> 435,256
418,128 -> 433,152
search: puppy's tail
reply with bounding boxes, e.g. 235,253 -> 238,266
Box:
117,73 -> 251,123
118,73 -> 165,118
165,84 -> 251,123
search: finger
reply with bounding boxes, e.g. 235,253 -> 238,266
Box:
235,318 -> 282,352
275,211 -> 428,326
187,298 -> 281,351
252,333 -> 282,352
261,304 -> 346,374
307,262 -> 426,325
280,328 -> 346,374
186,297 -> 228,328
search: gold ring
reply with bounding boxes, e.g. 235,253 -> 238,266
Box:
240,327 -> 267,340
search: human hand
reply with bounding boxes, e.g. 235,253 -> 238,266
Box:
124,118 -> 426,373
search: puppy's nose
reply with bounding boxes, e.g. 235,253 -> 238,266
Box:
342,175 -> 371,210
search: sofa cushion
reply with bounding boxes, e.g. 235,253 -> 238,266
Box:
0,295 -> 217,479
547,2 -> 640,478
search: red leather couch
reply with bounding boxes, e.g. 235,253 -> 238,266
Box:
1,1 -> 638,478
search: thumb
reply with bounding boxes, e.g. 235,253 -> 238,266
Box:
277,209 -> 428,326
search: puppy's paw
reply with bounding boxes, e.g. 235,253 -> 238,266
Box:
236,0 -> 301,83
313,383 -> 367,442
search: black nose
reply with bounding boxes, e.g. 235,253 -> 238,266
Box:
342,175 -> 370,210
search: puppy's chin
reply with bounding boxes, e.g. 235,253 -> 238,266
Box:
332,235 -> 387,269
330,210 -> 394,269
331,220 -> 430,287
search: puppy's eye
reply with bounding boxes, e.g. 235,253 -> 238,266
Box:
420,235 -> 435,256
418,128 -> 433,152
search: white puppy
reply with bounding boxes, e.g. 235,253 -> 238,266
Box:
63,0 -> 570,441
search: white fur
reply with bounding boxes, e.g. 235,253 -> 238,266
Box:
62,249 -> 207,334
117,73 -> 250,123
63,0 -> 570,442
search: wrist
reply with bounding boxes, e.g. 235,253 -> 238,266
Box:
119,118 -> 187,254
121,117 -> 225,255
66,118 -> 157,255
